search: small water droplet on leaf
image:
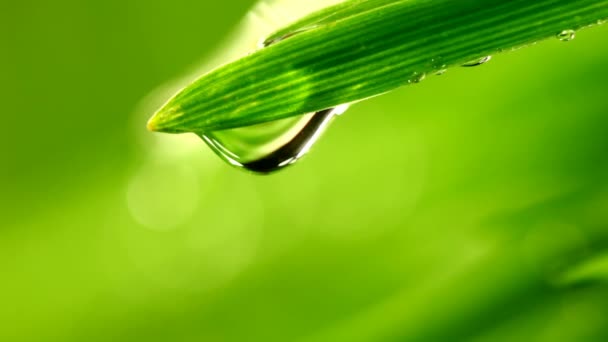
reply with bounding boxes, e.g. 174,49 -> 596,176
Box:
408,72 -> 426,84
557,29 -> 576,42
462,56 -> 492,67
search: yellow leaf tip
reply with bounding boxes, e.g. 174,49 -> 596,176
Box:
146,104 -> 184,133
146,115 -> 158,132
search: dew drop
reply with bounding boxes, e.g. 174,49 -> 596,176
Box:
430,57 -> 447,76
462,56 -> 492,67
429,57 -> 445,69
408,71 -> 426,84
201,27 -> 348,174
199,105 -> 349,174
557,29 -> 576,42
597,18 -> 607,25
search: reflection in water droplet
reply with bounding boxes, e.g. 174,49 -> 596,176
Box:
408,72 -> 426,84
462,56 -> 492,67
200,105 -> 349,174
435,69 -> 447,76
557,29 -> 576,42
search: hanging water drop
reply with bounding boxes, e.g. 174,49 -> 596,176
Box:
199,105 -> 349,174
557,29 -> 576,42
462,56 -> 492,67
197,28 -> 350,174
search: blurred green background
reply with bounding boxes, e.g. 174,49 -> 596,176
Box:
2,1 -> 608,341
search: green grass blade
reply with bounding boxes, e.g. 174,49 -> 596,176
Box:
148,0 -> 608,133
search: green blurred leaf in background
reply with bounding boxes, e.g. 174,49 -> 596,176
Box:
1,1 -> 608,341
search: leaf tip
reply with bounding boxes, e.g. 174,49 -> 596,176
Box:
146,104 -> 184,133
146,114 -> 159,132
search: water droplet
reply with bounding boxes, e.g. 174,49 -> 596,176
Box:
429,57 -> 445,69
200,105 -> 349,174
408,72 -> 426,84
462,56 -> 492,67
597,18 -> 607,25
197,26 -> 348,174
429,57 -> 448,76
557,29 -> 576,42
